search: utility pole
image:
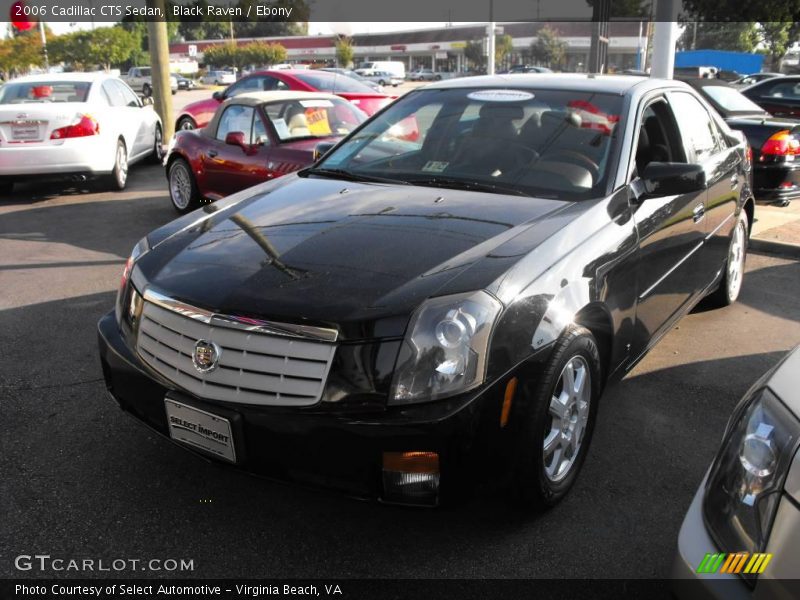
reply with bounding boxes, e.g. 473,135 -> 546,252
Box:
650,0 -> 679,79
38,20 -> 48,71
487,0 -> 495,76
146,0 -> 174,141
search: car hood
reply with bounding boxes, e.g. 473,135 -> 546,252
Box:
137,175 -> 569,340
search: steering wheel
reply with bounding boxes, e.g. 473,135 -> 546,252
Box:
453,141 -> 539,176
540,150 -> 600,180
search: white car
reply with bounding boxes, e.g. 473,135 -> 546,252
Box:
0,73 -> 163,194
201,71 -> 236,85
353,69 -> 402,87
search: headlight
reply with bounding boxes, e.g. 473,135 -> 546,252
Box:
389,291 -> 502,405
115,237 -> 149,326
703,387 -> 799,574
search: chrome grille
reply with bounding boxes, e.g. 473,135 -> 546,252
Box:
135,293 -> 337,407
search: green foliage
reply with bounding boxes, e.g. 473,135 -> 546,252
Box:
677,22 -> 759,52
335,37 -> 354,68
173,0 -> 308,41
0,30 -> 45,75
531,26 -> 567,69
495,34 -> 514,66
202,41 -> 287,69
464,39 -> 485,68
49,26 -> 138,71
586,0 -> 650,17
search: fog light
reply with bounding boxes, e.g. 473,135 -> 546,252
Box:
382,451 -> 440,506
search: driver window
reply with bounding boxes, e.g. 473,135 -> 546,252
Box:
216,105 -> 255,142
668,92 -> 720,162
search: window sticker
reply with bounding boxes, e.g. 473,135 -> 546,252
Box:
300,99 -> 334,108
422,161 -> 449,173
305,108 -> 332,135
466,90 -> 534,102
272,117 -> 290,139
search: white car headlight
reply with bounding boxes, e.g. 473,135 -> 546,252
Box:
389,291 -> 502,405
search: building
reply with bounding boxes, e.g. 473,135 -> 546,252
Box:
169,21 -> 647,74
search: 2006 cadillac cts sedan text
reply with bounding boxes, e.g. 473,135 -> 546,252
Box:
98,75 -> 754,507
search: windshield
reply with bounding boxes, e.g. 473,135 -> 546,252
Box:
315,87 -> 623,200
702,85 -> 766,114
263,97 -> 366,142
0,81 -> 91,103
293,72 -> 377,95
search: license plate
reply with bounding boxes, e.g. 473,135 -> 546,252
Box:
164,398 -> 236,463
11,123 -> 42,141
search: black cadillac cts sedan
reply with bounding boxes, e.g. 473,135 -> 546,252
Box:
99,75 -> 754,507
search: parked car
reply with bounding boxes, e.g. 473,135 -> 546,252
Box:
164,91 -> 366,212
174,75 -> 196,90
318,68 -> 383,92
684,78 -> 800,206
99,74 -> 753,508
503,65 -> 553,74
408,68 -> 441,81
200,71 -> 236,86
175,70 -> 393,131
354,69 -> 402,87
0,73 -> 163,194
731,72 -> 783,88
672,346 -> 800,599
121,66 -> 178,96
741,75 -> 800,118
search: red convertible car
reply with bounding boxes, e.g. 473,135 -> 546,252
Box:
175,69 -> 393,131
164,91 -> 366,213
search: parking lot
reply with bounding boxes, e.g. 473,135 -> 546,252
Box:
2,156 -> 800,579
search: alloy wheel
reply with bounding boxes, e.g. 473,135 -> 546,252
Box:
170,162 -> 192,210
727,219 -> 747,300
116,142 -> 128,188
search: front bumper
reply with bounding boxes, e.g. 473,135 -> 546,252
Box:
97,311 -> 512,505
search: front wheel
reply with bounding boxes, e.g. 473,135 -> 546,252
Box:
168,158 -> 200,214
106,139 -> 128,191
511,326 -> 602,510
150,124 -> 164,164
177,117 -> 196,131
708,210 -> 749,307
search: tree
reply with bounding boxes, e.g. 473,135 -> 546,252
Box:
202,42 -> 241,69
586,0 -> 649,17
531,26 -> 567,70
0,30 -> 44,76
335,36 -> 354,68
240,41 -> 287,68
49,26 -> 138,71
464,39 -> 485,70
495,34 -> 514,67
677,22 -> 759,52
757,22 -> 797,71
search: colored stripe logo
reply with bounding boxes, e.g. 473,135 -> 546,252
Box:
696,552 -> 773,574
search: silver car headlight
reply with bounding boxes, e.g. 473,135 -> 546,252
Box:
389,291 -> 502,405
115,237 -> 149,326
703,387 -> 799,578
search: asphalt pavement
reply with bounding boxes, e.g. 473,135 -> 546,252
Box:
2,163 -> 800,580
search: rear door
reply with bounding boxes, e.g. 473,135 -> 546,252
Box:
668,90 -> 741,285
630,97 -> 709,357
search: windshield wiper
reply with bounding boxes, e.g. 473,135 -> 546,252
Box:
406,176 -> 533,197
301,167 -> 409,185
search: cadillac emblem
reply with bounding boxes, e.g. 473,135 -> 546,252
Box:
192,339 -> 221,374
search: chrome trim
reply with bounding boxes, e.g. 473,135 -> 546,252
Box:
705,212 -> 735,241
639,240 -> 704,301
143,287 -> 339,342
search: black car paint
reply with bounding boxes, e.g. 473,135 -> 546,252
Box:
99,75 -> 755,501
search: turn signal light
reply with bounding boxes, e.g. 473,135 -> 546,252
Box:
50,114 -> 99,139
382,451 -> 440,506
759,130 -> 800,160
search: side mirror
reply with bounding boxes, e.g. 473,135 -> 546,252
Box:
225,131 -> 248,150
141,96 -> 154,106
639,162 -> 706,197
313,141 -> 337,161
212,91 -> 224,101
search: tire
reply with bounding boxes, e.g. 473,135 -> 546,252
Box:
511,326 -> 602,509
177,117 -> 196,131
379,80 -> 386,86
168,158 -> 200,214
0,179 -> 14,195
708,210 -> 749,307
214,80 -> 220,86
150,124 -> 164,164
106,139 -> 128,191
435,75 -> 442,81
142,83 -> 152,97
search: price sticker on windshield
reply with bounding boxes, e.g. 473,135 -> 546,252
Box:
467,90 -> 534,102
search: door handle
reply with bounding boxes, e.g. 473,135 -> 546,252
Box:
207,150 -> 218,158
730,175 -> 739,190
693,204 -> 705,223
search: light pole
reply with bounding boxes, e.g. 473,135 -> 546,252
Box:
487,0 -> 495,76
650,0 -> 679,79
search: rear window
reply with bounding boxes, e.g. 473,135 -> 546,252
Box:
0,81 -> 92,104
293,72 -> 377,95
701,85 -> 766,114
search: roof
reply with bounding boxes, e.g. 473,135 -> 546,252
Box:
8,72 -> 112,83
424,73 -> 682,96
224,91 -> 342,106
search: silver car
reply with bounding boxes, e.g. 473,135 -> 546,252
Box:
673,346 -> 800,599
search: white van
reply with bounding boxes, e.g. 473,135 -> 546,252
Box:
359,61 -> 406,80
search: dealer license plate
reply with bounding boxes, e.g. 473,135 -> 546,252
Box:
11,122 -> 43,141
164,398 -> 236,463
